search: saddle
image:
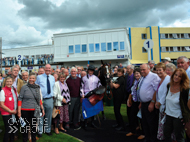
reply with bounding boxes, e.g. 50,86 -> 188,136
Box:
85,86 -> 106,106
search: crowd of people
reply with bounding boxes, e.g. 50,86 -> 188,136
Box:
0,54 -> 54,66
0,55 -> 190,142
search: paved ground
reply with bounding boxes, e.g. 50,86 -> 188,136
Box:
66,119 -> 145,142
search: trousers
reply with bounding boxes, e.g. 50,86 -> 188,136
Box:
164,115 -> 185,142
38,98 -> 53,134
21,111 -> 37,142
69,97 -> 80,126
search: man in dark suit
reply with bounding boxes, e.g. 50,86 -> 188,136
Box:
125,64 -> 135,126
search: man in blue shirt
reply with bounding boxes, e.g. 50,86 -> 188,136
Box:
36,64 -> 55,137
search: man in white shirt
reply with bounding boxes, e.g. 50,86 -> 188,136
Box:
139,64 -> 160,142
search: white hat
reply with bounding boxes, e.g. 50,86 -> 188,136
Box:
164,57 -> 171,62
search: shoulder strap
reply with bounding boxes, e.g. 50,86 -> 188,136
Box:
28,87 -> 40,106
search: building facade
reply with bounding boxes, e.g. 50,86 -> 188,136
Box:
129,26 -> 190,65
1,26 -> 190,74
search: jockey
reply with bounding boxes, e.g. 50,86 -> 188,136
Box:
81,65 -> 102,128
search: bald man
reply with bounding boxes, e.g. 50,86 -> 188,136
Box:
38,68 -> 45,75
55,69 -> 60,75
64,69 -> 70,79
81,71 -> 86,78
138,64 -> 160,142
36,64 -> 55,137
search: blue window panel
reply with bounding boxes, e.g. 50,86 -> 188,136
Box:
101,43 -> 106,52
107,43 -> 112,51
82,44 -> 87,53
75,45 -> 80,53
113,42 -> 119,51
69,45 -> 74,53
89,44 -> 94,52
120,42 -> 125,50
95,43 -> 100,52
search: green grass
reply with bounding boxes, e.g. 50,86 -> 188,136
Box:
0,116 -> 81,142
102,104 -> 128,122
0,104 -> 127,142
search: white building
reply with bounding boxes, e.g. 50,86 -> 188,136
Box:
53,27 -> 130,67
2,27 -> 131,73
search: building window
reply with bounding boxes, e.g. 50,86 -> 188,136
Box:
75,45 -> 80,53
95,43 -> 100,52
184,33 -> 189,38
89,43 -> 94,52
82,44 -> 87,53
185,46 -> 190,51
142,47 -> 147,53
173,46 -> 178,52
161,47 -> 166,52
107,43 -> 112,51
101,43 -> 106,52
141,34 -> 147,39
120,42 -> 125,50
160,34 -> 166,39
69,45 -> 74,53
113,42 -> 119,51
172,33 -> 178,39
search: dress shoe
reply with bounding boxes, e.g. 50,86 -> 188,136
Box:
45,132 -> 52,136
137,135 -> 145,140
38,134 -> 42,138
125,123 -> 130,127
112,124 -> 119,128
74,125 -> 81,130
115,126 -> 125,131
65,124 -> 70,130
126,132 -> 135,137
91,122 -> 98,129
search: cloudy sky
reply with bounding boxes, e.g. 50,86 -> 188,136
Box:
0,0 -> 190,49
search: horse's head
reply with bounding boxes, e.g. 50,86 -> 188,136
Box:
99,60 -> 112,84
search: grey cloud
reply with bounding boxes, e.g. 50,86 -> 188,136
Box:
17,0 -> 189,30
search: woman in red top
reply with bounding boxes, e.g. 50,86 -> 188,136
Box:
0,76 -> 17,142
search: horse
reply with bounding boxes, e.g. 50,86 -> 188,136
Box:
98,60 -> 113,101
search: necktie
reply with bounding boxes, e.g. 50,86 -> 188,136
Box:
47,76 -> 51,94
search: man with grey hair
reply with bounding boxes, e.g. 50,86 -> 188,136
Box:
22,71 -> 29,85
77,66 -> 82,78
148,60 -> 155,71
3,65 -> 23,94
66,67 -> 81,130
125,64 -> 135,127
138,63 -> 160,142
177,56 -> 190,78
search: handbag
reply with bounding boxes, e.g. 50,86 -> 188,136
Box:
128,94 -> 133,106
28,87 -> 41,118
185,120 -> 190,138
52,106 -> 60,118
52,87 -> 60,118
